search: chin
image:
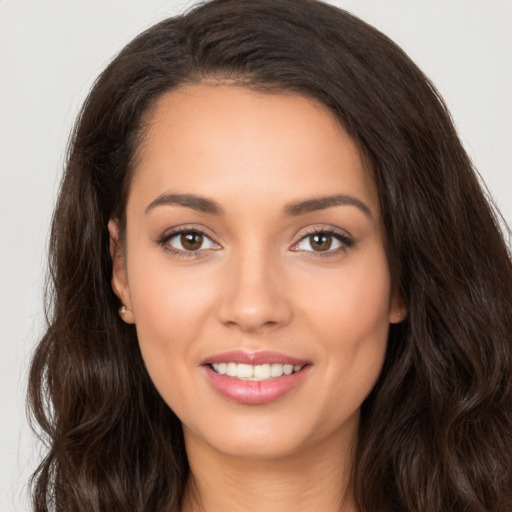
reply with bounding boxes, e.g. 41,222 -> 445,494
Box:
182,405 -> 359,462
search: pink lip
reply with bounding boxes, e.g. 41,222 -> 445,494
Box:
200,351 -> 311,405
201,350 -> 309,366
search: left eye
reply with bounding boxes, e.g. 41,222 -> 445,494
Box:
166,231 -> 218,252
294,232 -> 345,252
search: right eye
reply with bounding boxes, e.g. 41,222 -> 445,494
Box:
158,229 -> 220,256
163,230 -> 220,253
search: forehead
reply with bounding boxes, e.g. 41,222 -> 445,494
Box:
129,84 -> 378,216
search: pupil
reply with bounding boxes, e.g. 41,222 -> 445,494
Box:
181,232 -> 203,250
311,233 -> 331,251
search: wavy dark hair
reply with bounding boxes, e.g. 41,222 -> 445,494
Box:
28,0 -> 512,511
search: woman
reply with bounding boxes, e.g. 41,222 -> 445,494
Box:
28,0 -> 512,511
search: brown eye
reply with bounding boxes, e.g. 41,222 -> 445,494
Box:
309,233 -> 332,251
292,230 -> 350,254
181,232 -> 203,251
162,230 -> 220,254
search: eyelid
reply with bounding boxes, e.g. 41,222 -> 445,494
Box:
156,225 -> 221,256
156,223 -> 353,257
290,225 -> 354,254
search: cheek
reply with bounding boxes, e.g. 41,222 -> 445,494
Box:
126,264 -> 217,418
300,251 -> 392,393
126,250 -> 219,383
129,248 -> 216,328
301,251 -> 392,337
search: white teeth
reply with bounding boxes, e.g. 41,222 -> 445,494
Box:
283,364 -> 293,375
270,363 -> 283,377
226,362 -> 237,377
254,364 -> 271,379
211,362 -> 304,381
237,363 -> 253,379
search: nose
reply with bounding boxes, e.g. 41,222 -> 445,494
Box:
217,247 -> 293,333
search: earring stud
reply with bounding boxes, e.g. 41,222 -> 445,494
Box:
119,305 -> 126,315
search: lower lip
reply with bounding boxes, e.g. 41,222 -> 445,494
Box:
203,365 -> 310,405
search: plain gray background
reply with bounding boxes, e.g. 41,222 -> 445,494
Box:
1,1 -> 511,510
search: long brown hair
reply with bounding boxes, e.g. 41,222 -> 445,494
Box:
28,1 -> 512,510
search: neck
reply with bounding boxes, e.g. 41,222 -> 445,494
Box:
181,427 -> 358,512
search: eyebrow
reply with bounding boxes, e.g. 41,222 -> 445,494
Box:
145,192 -> 372,218
145,193 -> 223,215
283,194 -> 372,218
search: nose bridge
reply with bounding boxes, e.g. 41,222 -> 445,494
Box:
218,238 -> 292,331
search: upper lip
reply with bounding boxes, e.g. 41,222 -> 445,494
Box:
201,350 -> 310,366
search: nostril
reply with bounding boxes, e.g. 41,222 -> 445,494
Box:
219,307 -> 292,332
216,264 -> 293,330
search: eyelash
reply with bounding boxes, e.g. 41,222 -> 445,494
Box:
291,227 -> 354,257
156,226 -> 354,258
157,226 -> 219,259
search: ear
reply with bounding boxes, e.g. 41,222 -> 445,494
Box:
389,292 -> 407,324
108,219 -> 135,324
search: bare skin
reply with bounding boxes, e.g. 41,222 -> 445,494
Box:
182,421 -> 357,512
110,84 -> 405,512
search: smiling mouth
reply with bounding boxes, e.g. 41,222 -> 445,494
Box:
210,362 -> 305,381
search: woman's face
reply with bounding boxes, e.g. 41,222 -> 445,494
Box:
111,84 -> 403,459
